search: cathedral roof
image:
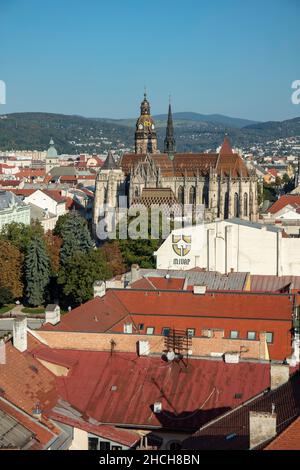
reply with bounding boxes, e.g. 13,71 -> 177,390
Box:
219,136 -> 234,156
121,149 -> 249,178
102,150 -> 118,170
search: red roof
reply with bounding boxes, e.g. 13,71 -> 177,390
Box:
267,168 -> 278,178
0,398 -> 57,450
47,411 -> 140,447
264,415 -> 300,450
219,136 -> 234,157
268,195 -> 300,214
0,180 -> 20,187
42,289 -> 293,333
0,337 -> 58,415
41,294 -> 129,333
33,349 -> 270,431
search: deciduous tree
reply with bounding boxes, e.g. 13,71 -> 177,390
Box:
0,239 -> 24,298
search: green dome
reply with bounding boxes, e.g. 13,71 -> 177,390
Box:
47,138 -> 58,158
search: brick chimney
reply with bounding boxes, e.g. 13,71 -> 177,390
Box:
13,317 -> 27,352
249,411 -> 277,449
270,364 -> 289,390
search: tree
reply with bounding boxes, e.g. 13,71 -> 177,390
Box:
25,236 -> 51,307
0,221 -> 44,254
58,249 -> 112,306
0,286 -> 13,307
54,212 -> 93,264
44,230 -> 62,275
0,240 -> 24,298
100,241 -> 125,276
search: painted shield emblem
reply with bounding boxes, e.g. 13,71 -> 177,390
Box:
172,235 -> 192,257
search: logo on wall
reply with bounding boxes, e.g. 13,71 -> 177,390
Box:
172,235 -> 192,257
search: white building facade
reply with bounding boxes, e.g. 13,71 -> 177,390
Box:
155,218 -> 300,276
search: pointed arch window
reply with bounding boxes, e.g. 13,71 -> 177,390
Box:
244,193 -> 248,217
178,186 -> 184,205
234,193 -> 239,217
189,186 -> 196,205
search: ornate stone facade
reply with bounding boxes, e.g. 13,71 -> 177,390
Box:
93,95 -> 259,234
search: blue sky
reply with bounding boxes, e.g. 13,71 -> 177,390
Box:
0,0 -> 300,121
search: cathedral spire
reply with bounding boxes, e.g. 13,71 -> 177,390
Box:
164,100 -> 176,154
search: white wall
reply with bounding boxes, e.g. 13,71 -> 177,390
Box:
155,219 -> 300,276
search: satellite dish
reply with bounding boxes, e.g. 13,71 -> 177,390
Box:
166,350 -> 176,362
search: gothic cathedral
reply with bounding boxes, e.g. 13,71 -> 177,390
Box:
93,94 -> 259,234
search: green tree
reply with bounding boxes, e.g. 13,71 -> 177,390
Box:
0,221 -> 44,254
25,236 -> 51,307
58,249 -> 112,306
54,212 -> 93,264
0,286 -> 13,307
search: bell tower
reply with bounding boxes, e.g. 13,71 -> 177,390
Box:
135,92 -> 158,154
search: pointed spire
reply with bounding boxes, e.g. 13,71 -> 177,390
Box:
102,150 -> 118,170
164,99 -> 176,154
219,135 -> 234,156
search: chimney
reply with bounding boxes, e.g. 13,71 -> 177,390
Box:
13,317 -> 27,352
32,403 -> 42,421
93,280 -> 106,298
249,411 -> 277,449
270,364 -> 290,390
45,304 -> 60,325
131,264 -> 140,283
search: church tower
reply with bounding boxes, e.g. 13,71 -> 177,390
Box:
164,102 -> 176,154
135,92 -> 158,154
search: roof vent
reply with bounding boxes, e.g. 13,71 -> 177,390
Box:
193,285 -> 207,295
111,385 -> 117,391
154,402 -> 162,414
165,274 -> 170,279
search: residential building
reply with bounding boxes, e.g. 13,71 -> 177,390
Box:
0,190 -> 30,230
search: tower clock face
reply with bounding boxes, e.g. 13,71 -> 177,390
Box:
151,124 -> 155,130
138,124 -> 143,130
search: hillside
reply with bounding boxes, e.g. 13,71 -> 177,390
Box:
0,112 -> 299,154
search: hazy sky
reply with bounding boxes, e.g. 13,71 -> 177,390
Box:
1,0 -> 300,121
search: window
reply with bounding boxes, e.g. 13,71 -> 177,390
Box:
247,331 -> 256,340
146,327 -> 155,335
230,330 -> 239,339
187,328 -> 195,338
189,186 -> 196,205
244,193 -> 248,217
266,332 -> 274,344
88,437 -> 99,450
162,327 -> 170,337
178,186 -> 184,205
234,193 -> 239,217
99,441 -> 111,451
138,323 -> 144,331
124,323 -> 132,334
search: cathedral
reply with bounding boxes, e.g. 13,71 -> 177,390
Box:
93,93 -> 259,233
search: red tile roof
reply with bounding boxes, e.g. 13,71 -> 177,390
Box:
264,415 -> 300,450
41,294 -> 130,333
0,397 -> 57,450
42,290 -> 293,333
219,136 -> 234,157
183,371 -> 300,450
33,350 -> 270,431
268,195 -> 300,214
0,337 -> 58,415
113,290 -> 293,321
47,411 -> 140,447
130,277 -> 185,291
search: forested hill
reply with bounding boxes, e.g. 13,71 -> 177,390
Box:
0,112 -> 299,154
